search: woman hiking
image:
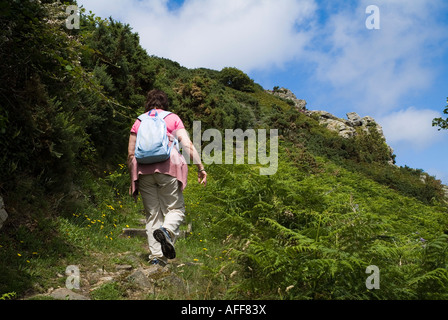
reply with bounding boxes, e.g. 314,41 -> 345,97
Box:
128,89 -> 207,266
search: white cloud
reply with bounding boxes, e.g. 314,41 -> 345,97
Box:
377,107 -> 443,151
78,0 -> 447,117
307,0 -> 446,114
78,0 -> 317,71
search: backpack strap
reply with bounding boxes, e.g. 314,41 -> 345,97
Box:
159,111 -> 172,119
137,110 -> 172,121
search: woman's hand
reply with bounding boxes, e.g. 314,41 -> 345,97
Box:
198,169 -> 207,186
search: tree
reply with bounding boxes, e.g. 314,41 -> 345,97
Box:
219,67 -> 255,92
0,0 -> 104,191
433,97 -> 448,130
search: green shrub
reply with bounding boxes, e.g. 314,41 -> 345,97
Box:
219,67 -> 255,92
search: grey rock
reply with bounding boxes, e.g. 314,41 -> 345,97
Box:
116,264 -> 133,271
122,228 -> 147,238
311,110 -> 339,121
266,87 -> 307,110
307,111 -> 358,139
126,266 -> 170,289
442,185 -> 448,201
50,288 -> 90,300
308,110 -> 388,141
347,112 -> 363,126
158,274 -> 186,292
323,119 -> 357,139
127,269 -> 154,289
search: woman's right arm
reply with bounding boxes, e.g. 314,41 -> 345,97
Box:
127,133 -> 136,169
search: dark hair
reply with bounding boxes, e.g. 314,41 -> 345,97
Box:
144,89 -> 169,112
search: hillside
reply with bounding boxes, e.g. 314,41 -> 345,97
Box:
1,1 -> 448,301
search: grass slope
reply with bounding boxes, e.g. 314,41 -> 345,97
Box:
1,138 -> 447,300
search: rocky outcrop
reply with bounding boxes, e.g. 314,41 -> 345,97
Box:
268,86 -> 396,164
266,86 -> 395,163
266,87 -> 385,140
442,185 -> 448,202
0,196 -> 8,231
306,110 -> 394,164
305,110 -> 386,140
267,87 -> 384,138
307,110 -> 357,139
266,87 -> 307,111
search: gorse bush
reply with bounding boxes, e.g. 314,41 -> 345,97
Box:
219,67 -> 255,92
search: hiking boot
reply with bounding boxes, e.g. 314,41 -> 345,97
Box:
153,227 -> 176,259
149,258 -> 167,267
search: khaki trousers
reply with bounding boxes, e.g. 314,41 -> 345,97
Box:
139,173 -> 185,262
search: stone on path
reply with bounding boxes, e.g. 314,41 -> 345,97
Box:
122,228 -> 147,238
50,288 -> 90,300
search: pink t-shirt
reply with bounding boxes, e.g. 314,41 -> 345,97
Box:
130,109 -> 188,193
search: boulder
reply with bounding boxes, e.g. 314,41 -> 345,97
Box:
266,87 -> 307,111
323,119 -> 357,139
127,268 -> 154,289
310,110 -> 340,121
347,112 -> 363,126
306,111 -> 357,139
362,116 -> 385,137
50,288 -> 90,300
443,185 -> 448,200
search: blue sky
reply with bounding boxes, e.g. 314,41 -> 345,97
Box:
78,0 -> 448,184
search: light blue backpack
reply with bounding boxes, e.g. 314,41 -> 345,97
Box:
135,110 -> 179,164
